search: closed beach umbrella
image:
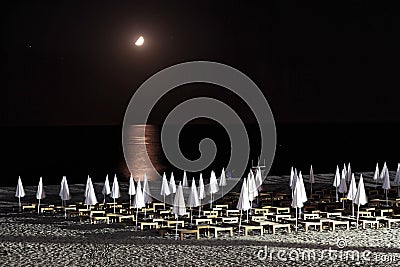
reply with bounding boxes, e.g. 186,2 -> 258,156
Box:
209,170 -> 219,209
380,162 -> 387,180
59,176 -> 71,219
128,175 -> 136,206
198,173 -> 205,217
237,178 -> 251,232
36,177 -> 46,214
219,168 -> 227,196
248,171 -> 258,214
15,176 -> 25,212
373,163 -> 380,188
110,175 -> 120,213
255,167 -> 263,191
169,172 -> 177,204
338,171 -> 348,209
309,165 -> 315,195
297,172 -> 308,217
382,166 -> 391,206
169,172 -> 176,194
101,175 -> 111,204
143,173 -> 152,203
354,174 -> 368,228
160,172 -> 171,209
182,171 -> 189,187
333,165 -> 341,202
133,180 -> 145,230
188,178 -> 200,225
347,163 -> 352,183
291,176 -> 304,231
394,163 -> 400,197
172,182 -> 186,240
346,174 -> 358,217
84,177 -> 97,213
59,176 -> 71,203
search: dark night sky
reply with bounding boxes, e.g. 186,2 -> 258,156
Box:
1,1 -> 398,126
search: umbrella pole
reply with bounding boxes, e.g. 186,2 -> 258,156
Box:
385,189 -> 388,206
246,209 -> 249,223
342,193 -> 345,209
163,195 -> 166,210
238,210 -> 242,233
356,204 -> 360,229
103,193 -> 106,204
38,199 -> 40,215
210,193 -> 213,209
198,199 -> 202,217
175,215 -> 178,240
18,196 -> 21,212
295,208 -> 298,232
190,208 -> 193,226
311,183 -> 313,196
130,195 -> 132,206
113,198 -> 116,213
352,202 -> 355,217
335,187 -> 338,202
135,208 -> 138,231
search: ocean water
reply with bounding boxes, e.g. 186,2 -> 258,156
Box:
1,123 -> 399,187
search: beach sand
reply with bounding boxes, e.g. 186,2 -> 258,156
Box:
1,172 -> 399,266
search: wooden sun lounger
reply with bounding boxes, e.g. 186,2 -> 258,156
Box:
177,229 -> 199,240
92,216 -> 110,224
209,226 -> 233,238
256,220 -> 291,234
300,221 -> 322,232
239,225 -> 263,236
140,222 -> 159,230
382,218 -> 400,228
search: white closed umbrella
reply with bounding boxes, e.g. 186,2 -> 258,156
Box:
169,172 -> 177,204
382,166 -> 391,206
143,173 -> 152,218
209,170 -> 219,209
15,176 -> 25,212
347,173 -> 358,217
219,168 -> 227,197
182,171 -> 189,187
347,163 -> 352,183
338,171 -> 348,209
84,177 -> 97,215
59,176 -> 71,219
198,173 -> 205,217
373,163 -> 379,188
128,174 -> 136,206
354,174 -> 368,228
172,182 -> 186,240
289,167 -> 296,195
394,163 -> 400,197
36,177 -> 46,214
101,175 -> 111,204
255,167 -> 263,191
297,172 -> 308,218
333,165 -> 341,202
160,172 -> 171,209
59,176 -> 71,204
188,178 -> 200,225
309,165 -> 315,195
248,171 -> 258,216
237,178 -> 251,232
291,176 -> 304,231
380,162 -> 387,181
133,180 -> 145,230
110,175 -> 120,213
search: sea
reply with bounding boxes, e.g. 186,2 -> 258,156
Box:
1,123 -> 399,187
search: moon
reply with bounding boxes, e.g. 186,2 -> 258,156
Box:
135,36 -> 144,46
